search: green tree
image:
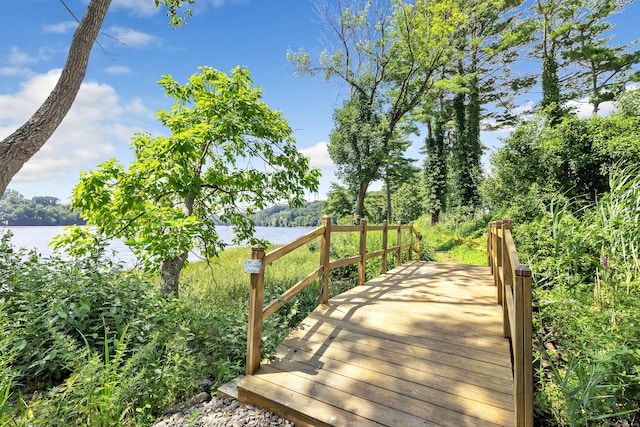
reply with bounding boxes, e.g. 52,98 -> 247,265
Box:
449,0 -> 533,210
32,196 -> 60,207
613,87 -> 640,117
363,190 -> 387,223
0,190 -> 83,225
533,0 -> 639,120
485,92 -> 640,215
381,135 -> 419,221
328,92 -> 387,222
325,183 -> 355,223
55,67 -> 319,296
423,111 -> 449,225
561,0 -> 640,116
290,0 -> 464,222
0,0 -> 196,197
392,181 -> 425,223
534,0 -> 573,124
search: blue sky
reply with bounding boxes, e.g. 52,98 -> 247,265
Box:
1,0 -> 639,202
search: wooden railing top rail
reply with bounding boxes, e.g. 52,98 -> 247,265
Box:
488,219 -> 533,427
246,216 -> 421,375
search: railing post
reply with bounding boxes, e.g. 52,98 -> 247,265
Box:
487,222 -> 492,270
320,216 -> 331,305
501,219 -> 512,338
493,220 -> 502,304
408,221 -> 414,261
381,220 -> 388,275
358,219 -> 367,286
515,265 -> 533,427
246,245 -> 265,375
396,221 -> 402,266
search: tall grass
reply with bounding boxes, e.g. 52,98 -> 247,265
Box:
516,166 -> 640,425
593,166 -> 640,290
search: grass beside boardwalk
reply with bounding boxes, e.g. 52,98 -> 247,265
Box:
413,213 -> 490,266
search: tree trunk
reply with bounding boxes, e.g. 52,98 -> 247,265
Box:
160,193 -> 196,296
354,180 -> 370,224
385,176 -> 392,222
160,250 -> 189,297
0,0 -> 112,196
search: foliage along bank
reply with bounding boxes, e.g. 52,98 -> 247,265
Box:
482,89 -> 640,425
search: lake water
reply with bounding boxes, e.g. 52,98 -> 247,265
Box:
2,225 -> 316,266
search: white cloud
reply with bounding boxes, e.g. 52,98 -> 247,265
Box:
567,98 -> 615,118
0,69 -> 149,182
299,141 -> 334,169
4,46 -> 53,70
124,97 -> 155,118
43,21 -> 77,34
104,65 -> 132,75
108,26 -> 158,48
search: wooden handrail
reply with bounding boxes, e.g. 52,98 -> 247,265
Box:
246,215 -> 422,375
488,218 -> 533,427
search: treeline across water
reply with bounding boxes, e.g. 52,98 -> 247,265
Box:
251,200 -> 325,227
0,190 -> 85,226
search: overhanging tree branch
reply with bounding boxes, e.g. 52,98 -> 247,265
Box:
0,0 -> 112,196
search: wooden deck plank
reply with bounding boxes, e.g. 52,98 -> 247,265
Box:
255,365 -> 437,427
267,350 -> 514,425
301,304 -> 511,362
239,375 -> 385,427
276,327 -> 513,391
271,343 -> 514,412
302,309 -> 510,359
237,261 -> 516,426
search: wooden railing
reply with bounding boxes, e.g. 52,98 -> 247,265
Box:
246,216 -> 422,375
488,219 -> 533,427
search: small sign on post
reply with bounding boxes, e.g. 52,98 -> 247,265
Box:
244,259 -> 262,274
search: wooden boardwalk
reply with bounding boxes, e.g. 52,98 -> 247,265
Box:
237,261 -> 515,426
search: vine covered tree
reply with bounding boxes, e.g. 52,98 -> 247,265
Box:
449,0 -> 533,210
0,0 -> 195,197
54,67 -> 319,296
423,111 -> 449,225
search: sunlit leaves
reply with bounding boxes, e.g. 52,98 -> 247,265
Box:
56,67 -> 319,293
155,0 -> 195,28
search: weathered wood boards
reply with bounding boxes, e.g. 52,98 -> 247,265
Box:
238,261 -> 516,426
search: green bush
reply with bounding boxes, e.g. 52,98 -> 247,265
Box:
0,233 -> 165,389
516,167 -> 640,425
0,232 -> 252,425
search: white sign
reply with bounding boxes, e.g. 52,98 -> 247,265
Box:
244,259 -> 263,274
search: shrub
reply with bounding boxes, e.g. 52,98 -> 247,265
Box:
0,233 -> 164,390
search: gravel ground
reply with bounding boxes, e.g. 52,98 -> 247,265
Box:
151,393 -> 294,427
